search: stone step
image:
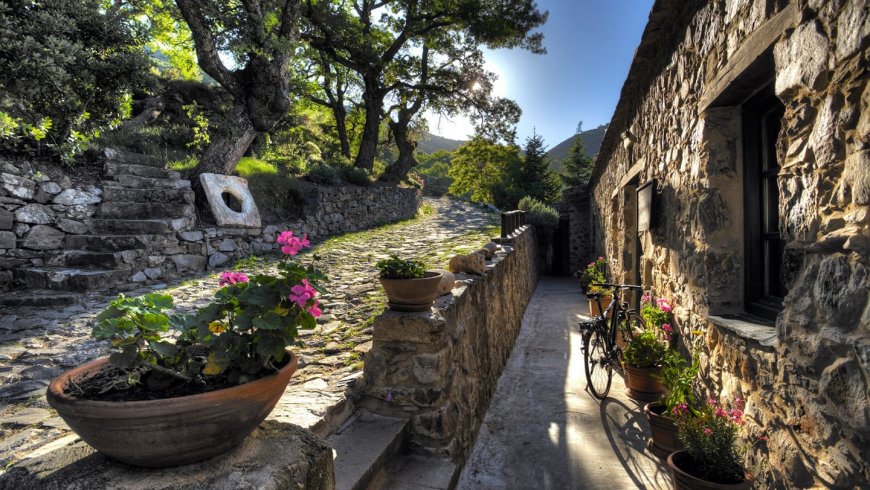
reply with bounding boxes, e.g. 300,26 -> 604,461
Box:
378,452 -> 459,490
102,148 -> 165,168
0,289 -> 84,307
104,162 -> 181,180
98,201 -> 196,220
102,186 -> 195,205
90,217 -> 193,235
109,175 -> 191,190
327,411 -> 408,490
57,251 -> 139,270
14,267 -> 130,292
64,234 -> 166,252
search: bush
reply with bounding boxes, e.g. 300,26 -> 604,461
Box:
622,329 -> 668,368
305,163 -> 341,185
0,0 -> 150,162
376,255 -> 426,280
340,165 -> 371,186
518,196 -> 559,229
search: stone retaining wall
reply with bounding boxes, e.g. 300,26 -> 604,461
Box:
588,1 -> 869,487
360,226 -> 539,462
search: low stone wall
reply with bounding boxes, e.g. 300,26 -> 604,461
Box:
360,226 -> 539,462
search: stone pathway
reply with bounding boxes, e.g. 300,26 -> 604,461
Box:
0,197 -> 498,470
457,277 -> 670,489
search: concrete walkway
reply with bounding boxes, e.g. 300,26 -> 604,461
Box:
457,277 -> 670,490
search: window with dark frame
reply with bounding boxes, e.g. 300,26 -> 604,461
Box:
742,84 -> 787,320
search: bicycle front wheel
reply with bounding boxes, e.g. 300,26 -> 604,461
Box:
584,328 -> 612,399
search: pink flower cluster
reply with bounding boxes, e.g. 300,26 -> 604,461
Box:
708,397 -> 745,428
289,278 -> 321,317
671,403 -> 688,416
657,297 -> 672,312
218,271 -> 249,287
277,230 -> 310,256
661,323 -> 673,333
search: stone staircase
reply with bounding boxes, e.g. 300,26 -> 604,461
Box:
3,149 -> 197,306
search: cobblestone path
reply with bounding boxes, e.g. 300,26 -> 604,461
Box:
0,197 -> 498,469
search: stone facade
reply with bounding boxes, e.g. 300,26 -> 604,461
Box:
588,0 -> 868,487
360,226 -> 539,462
0,154 -> 419,296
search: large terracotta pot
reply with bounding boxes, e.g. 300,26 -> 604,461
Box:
667,450 -> 755,490
624,365 -> 665,402
380,271 -> 443,311
47,350 -> 298,467
588,295 -> 613,317
644,401 -> 683,458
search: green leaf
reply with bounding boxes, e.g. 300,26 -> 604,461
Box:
143,293 -> 173,310
240,284 -> 278,308
108,344 -> 139,368
252,312 -> 282,330
149,341 -> 179,359
140,312 -> 170,332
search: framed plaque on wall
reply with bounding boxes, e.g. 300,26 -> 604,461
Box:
637,180 -> 655,232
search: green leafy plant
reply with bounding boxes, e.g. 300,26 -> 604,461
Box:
579,257 -> 608,294
376,255 -> 426,280
673,397 -> 747,484
622,329 -> 668,368
92,229 -> 326,392
658,348 -> 700,414
518,196 -> 559,229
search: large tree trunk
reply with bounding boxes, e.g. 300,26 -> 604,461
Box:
333,104 -> 351,158
354,74 -> 382,170
380,119 -> 416,183
195,103 -> 257,176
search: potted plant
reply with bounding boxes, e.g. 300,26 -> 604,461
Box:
668,397 -> 756,489
579,257 -> 610,316
376,255 -> 443,311
622,329 -> 668,402
47,230 -> 325,467
645,348 -> 700,458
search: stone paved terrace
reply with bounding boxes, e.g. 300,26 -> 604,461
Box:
0,197 -> 498,470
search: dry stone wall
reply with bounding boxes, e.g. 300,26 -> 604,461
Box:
589,0 -> 868,487
360,227 -> 539,462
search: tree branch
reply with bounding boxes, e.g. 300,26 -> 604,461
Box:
174,0 -> 240,94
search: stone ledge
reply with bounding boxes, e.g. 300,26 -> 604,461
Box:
707,314 -> 778,347
0,421 -> 335,490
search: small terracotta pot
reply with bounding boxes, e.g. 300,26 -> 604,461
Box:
47,350 -> 298,467
624,365 -> 665,402
588,295 -> 613,317
667,450 -> 755,490
644,401 -> 683,458
380,271 -> 443,311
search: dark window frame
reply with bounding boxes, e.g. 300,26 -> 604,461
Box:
742,84 -> 786,320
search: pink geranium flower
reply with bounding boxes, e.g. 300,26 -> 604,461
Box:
307,301 -> 322,318
661,323 -> 673,333
277,230 -> 311,256
703,427 -> 712,435
289,278 -> 317,307
219,271 -> 249,287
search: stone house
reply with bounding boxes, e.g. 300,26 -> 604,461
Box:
587,0 -> 868,487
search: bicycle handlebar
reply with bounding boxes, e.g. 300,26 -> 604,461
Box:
590,283 -> 643,291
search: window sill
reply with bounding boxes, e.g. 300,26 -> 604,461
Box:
706,314 -> 777,347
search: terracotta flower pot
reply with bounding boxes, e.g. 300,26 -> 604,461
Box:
644,401 -> 684,458
380,271 -> 443,312
667,450 -> 755,490
47,350 -> 298,467
624,365 -> 665,402
587,295 -> 613,317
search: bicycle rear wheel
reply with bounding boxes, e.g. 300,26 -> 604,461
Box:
584,327 -> 612,398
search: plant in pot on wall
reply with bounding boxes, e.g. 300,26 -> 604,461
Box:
579,257 -> 610,316
47,230 -> 325,468
623,295 -> 673,401
645,346 -> 700,458
376,255 -> 443,312
668,397 -> 756,489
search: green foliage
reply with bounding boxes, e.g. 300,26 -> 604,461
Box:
675,398 -> 747,484
518,196 -> 559,230
622,329 -> 668,368
0,0 -> 149,162
579,257 -> 608,294
448,137 -> 522,208
415,150 -> 453,196
658,349 -> 700,416
519,132 -> 560,204
561,135 -> 594,187
376,255 -> 426,280
235,157 -> 278,178
340,165 -> 371,186
306,163 -> 342,185
182,102 -> 210,151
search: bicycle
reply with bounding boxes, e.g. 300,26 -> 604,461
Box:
579,283 -> 646,399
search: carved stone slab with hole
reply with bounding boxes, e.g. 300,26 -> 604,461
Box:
200,173 -> 261,229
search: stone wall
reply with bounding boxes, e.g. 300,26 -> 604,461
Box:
0,155 -> 420,294
360,226 -> 539,462
559,185 -> 593,274
588,0 -> 868,487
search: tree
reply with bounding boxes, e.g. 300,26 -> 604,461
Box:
0,0 -> 149,162
519,130 -> 560,204
303,0 -> 547,172
561,134 -> 594,187
173,0 -> 303,177
448,137 -> 521,208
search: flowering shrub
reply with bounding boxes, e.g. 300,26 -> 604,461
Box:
579,257 -> 608,294
93,229 -> 326,390
622,329 -> 668,368
641,295 -> 673,335
659,348 -> 700,415
674,398 -> 747,484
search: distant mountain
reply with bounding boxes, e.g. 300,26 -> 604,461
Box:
546,124 -> 608,171
417,133 -> 466,154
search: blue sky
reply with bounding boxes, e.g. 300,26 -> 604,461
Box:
426,0 -> 655,147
